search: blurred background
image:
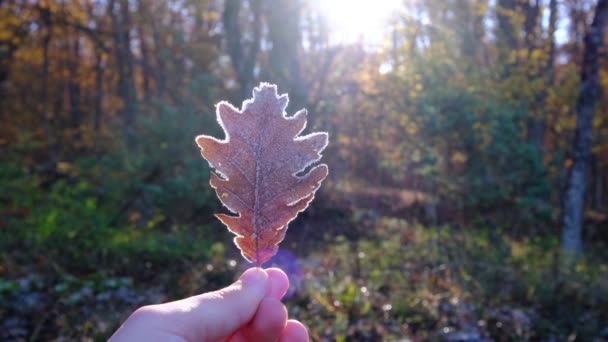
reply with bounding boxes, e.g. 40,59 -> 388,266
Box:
1,0 -> 608,340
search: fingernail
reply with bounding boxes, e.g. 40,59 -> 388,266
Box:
239,267 -> 269,295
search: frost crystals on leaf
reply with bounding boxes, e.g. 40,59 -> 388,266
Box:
195,83 -> 329,266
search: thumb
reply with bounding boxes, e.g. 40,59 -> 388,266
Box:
178,267 -> 270,342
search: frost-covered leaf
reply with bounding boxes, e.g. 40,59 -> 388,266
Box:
196,83 -> 328,265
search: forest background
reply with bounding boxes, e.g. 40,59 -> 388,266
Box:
1,0 -> 608,340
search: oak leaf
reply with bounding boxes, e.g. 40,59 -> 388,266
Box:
195,83 -> 329,266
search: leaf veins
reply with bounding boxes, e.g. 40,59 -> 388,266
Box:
195,83 -> 329,266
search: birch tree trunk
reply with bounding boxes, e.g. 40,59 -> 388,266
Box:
561,0 -> 608,255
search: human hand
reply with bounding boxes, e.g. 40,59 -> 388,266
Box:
109,267 -> 308,342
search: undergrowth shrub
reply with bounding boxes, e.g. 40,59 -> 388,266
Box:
0,101 -> 220,272
415,88 -> 553,227
289,217 -> 608,341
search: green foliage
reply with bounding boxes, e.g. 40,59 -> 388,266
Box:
412,85 -> 553,224
292,218 -> 608,341
104,101 -> 218,215
0,100 -> 220,271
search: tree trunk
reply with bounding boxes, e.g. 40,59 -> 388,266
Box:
222,0 -> 262,100
524,0 -> 542,151
68,37 -> 82,132
40,4 -> 57,166
93,45 -> 104,158
527,0 -> 557,155
266,0 -> 307,111
568,0 -> 592,66
110,0 -> 138,148
150,20 -> 166,99
457,0 -> 486,63
561,0 -> 608,255
136,0 -> 151,104
496,0 -> 519,75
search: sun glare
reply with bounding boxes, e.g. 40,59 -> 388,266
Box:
314,0 -> 402,46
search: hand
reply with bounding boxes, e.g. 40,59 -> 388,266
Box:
109,267 -> 308,342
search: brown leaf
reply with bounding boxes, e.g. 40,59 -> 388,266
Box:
196,83 -> 329,266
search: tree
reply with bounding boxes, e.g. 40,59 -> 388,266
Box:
109,0 -> 138,148
222,0 -> 262,101
265,0 -> 307,111
561,0 -> 608,255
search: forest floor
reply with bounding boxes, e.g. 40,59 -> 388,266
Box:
1,181 -> 608,341
3,221 -> 608,341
